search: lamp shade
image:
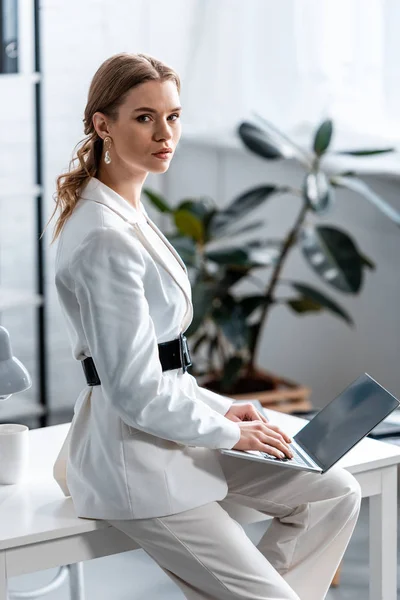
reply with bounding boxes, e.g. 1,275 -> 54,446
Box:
0,326 -> 32,401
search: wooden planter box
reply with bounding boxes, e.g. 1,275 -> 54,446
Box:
199,366 -> 312,415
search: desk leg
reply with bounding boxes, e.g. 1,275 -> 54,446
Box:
369,465 -> 398,600
68,562 -> 85,600
0,552 -> 6,600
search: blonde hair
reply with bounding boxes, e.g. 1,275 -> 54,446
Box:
42,52 -> 180,245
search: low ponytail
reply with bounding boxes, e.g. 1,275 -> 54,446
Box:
43,132 -> 101,244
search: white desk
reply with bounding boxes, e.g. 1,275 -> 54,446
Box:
0,410 -> 399,600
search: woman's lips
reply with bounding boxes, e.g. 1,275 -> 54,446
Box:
152,151 -> 172,160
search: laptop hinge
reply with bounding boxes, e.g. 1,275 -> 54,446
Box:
294,439 -> 323,470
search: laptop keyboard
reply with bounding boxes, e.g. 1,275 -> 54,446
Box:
260,444 -> 312,467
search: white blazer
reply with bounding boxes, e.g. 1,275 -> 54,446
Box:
53,177 -> 241,520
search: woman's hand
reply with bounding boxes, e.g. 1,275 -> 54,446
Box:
224,402 -> 293,459
225,402 -> 270,424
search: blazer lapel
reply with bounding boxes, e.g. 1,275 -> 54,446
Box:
133,220 -> 193,331
80,177 -> 193,331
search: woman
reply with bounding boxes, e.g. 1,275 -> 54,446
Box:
46,53 -> 361,599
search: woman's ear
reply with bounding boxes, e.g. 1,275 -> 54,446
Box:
92,112 -> 110,140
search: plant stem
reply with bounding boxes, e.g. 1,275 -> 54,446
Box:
246,202 -> 309,375
216,327 -> 226,374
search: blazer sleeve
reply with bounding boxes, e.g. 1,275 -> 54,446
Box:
71,227 -> 241,450
190,379 -> 235,415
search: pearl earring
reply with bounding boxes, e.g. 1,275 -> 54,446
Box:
104,136 -> 112,164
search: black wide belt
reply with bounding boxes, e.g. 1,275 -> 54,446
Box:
81,332 -> 192,386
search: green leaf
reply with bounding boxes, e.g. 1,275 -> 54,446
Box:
166,235 -> 197,265
335,147 -> 395,156
186,282 -> 217,337
287,298 -> 323,314
220,356 -> 244,392
251,112 -> 313,168
330,176 -> 400,227
300,225 -> 363,293
216,219 -> 264,238
192,332 -> 209,353
177,198 -> 213,220
216,267 -> 249,291
303,171 -> 334,214
289,282 -> 354,325
210,185 -> 283,234
141,188 -> 171,213
213,299 -> 248,350
239,295 -> 268,319
205,243 -> 274,268
209,217 -> 263,241
335,171 -> 357,178
220,186 -> 285,230
247,244 -> 281,266
174,198 -> 216,242
174,209 -> 205,242
206,246 -> 250,266
216,269 -> 245,289
313,119 -> 333,156
207,336 -> 220,365
358,251 -> 376,271
237,122 -> 283,160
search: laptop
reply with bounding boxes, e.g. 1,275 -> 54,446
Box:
219,373 -> 400,474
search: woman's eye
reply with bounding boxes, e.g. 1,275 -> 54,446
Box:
136,114 -> 180,123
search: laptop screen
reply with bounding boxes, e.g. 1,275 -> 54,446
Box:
294,373 -> 400,471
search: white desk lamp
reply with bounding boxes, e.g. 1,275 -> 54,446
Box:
0,326 -> 32,401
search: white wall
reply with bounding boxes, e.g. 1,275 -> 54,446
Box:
0,0 -> 399,416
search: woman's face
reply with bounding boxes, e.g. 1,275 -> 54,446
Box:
95,79 -> 182,174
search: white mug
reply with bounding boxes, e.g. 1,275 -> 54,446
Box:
0,424 -> 29,484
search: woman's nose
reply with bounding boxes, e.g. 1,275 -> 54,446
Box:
154,123 -> 173,141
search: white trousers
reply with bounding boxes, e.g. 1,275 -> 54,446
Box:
108,453 -> 362,600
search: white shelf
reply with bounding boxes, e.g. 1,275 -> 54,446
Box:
0,184 -> 41,198
0,396 -> 45,421
0,0 -> 47,424
0,288 -> 43,311
180,124 -> 243,151
0,72 -> 40,83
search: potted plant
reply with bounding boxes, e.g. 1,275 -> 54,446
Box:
143,117 -> 400,412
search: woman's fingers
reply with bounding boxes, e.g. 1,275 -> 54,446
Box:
263,429 -> 292,452
254,409 -> 269,424
260,443 -> 287,459
242,406 -> 292,445
267,423 -> 292,443
254,422 -> 292,456
262,427 -> 286,442
262,434 -> 293,458
233,420 -> 294,456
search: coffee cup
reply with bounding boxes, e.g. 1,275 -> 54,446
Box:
0,424 -> 29,484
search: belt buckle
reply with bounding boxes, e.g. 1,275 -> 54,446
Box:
179,333 -> 192,373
